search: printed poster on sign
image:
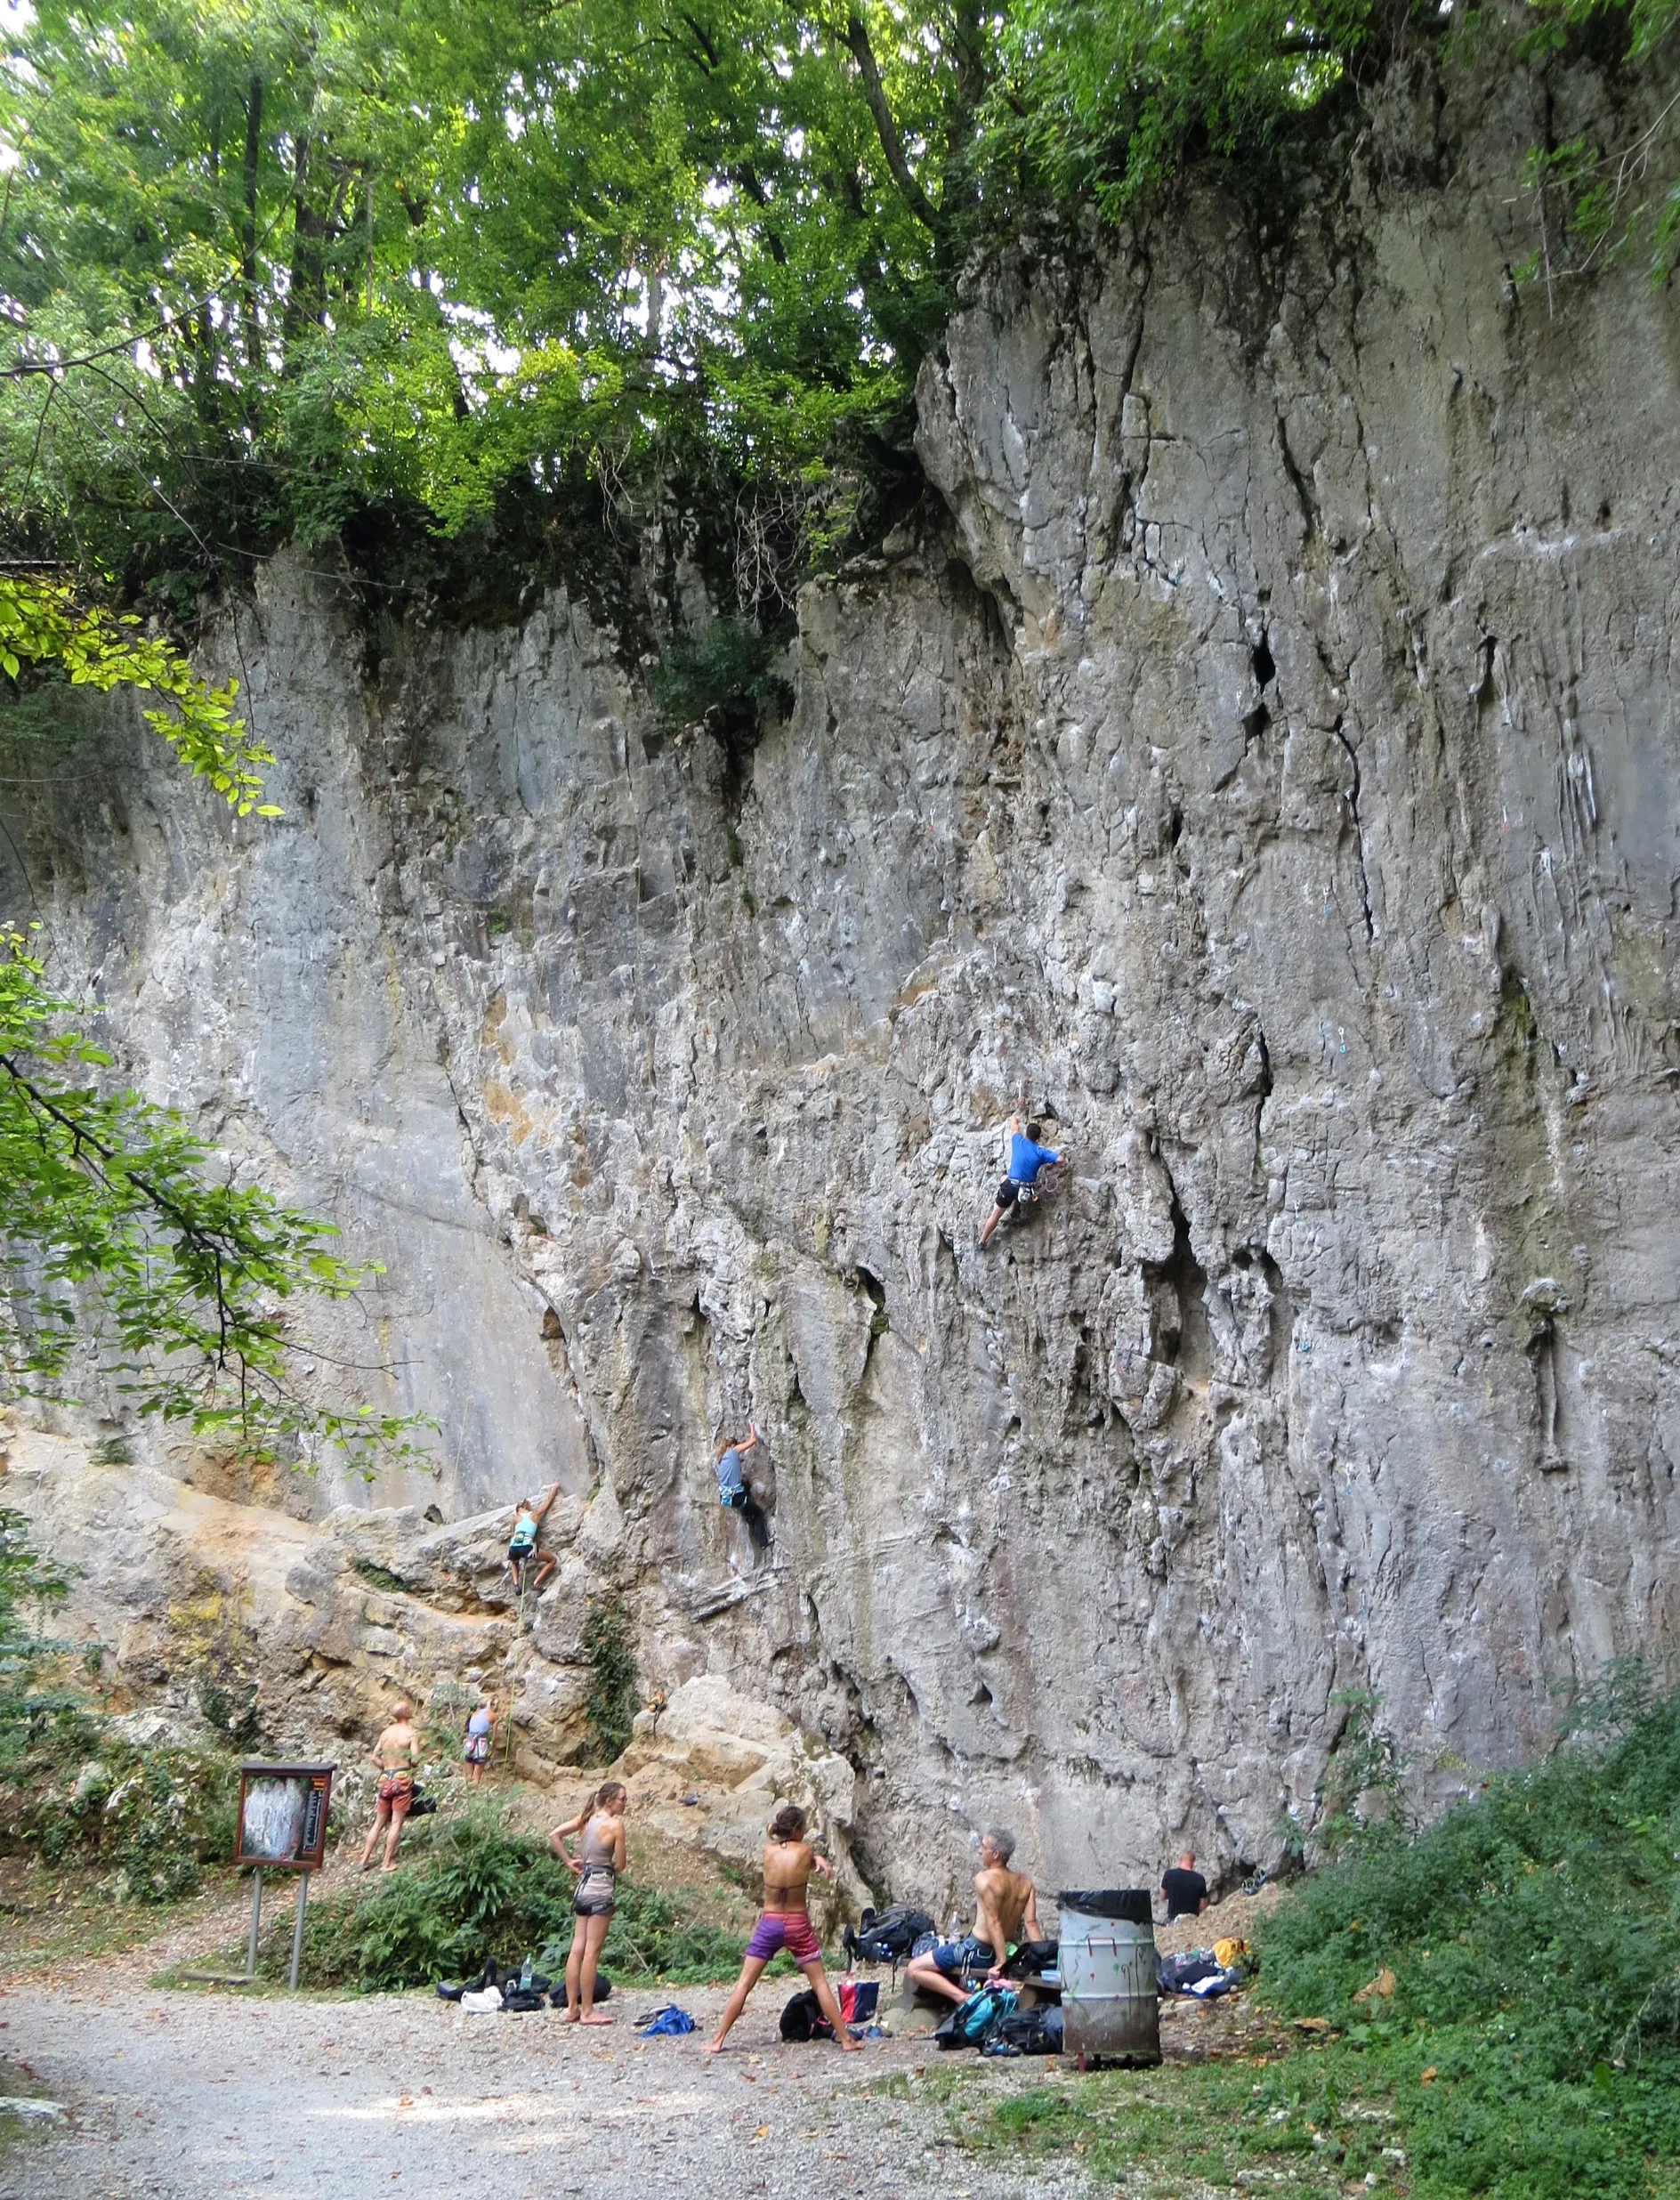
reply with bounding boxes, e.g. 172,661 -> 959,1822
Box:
234,1764 -> 335,1870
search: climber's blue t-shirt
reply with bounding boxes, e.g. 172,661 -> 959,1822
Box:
1008,1131 -> 1060,1184
715,1446 -> 745,1500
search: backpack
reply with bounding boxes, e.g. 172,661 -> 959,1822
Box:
998,1938 -> 1059,1980
933,1985 -> 1017,2049
779,1988 -> 834,2042
843,1905 -> 936,1966
981,2003 -> 1063,2057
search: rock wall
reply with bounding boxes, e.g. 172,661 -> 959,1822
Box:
3,49 -> 1677,1915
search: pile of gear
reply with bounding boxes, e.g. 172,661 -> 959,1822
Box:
1157,1936 -> 1254,2001
927,1936 -> 1064,2058
435,1953 -> 612,2014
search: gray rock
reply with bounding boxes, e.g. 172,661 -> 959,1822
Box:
2,48 -> 1677,1916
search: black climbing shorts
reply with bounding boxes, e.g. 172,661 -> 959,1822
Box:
995,1178 -> 1018,1209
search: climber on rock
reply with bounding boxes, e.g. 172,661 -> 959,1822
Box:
715,1422 -> 771,1552
978,1113 -> 1064,1248
506,1481 -> 562,1593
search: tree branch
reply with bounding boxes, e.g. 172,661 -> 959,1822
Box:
843,13 -> 941,231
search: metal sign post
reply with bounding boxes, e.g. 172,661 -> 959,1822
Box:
247,1868 -> 263,1977
288,1871 -> 311,1991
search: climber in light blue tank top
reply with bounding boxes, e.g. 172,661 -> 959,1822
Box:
506,1481 -> 561,1592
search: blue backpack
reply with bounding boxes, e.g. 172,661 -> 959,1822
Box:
935,1985 -> 1018,2049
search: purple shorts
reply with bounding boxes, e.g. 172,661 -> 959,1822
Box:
744,1911 -> 822,1968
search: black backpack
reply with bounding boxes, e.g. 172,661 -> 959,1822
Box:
982,2003 -> 1063,2057
998,1938 -> 1059,1980
843,1905 -> 936,1966
779,1988 -> 834,2042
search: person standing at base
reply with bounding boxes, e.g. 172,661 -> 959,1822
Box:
707,1805 -> 860,2054
359,1701 -> 421,1872
906,1827 -> 1041,2004
550,1781 -> 627,2025
978,1114 -> 1063,1248
1161,1849 -> 1209,1920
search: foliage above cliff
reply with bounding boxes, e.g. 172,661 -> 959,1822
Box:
1,0 -> 1674,611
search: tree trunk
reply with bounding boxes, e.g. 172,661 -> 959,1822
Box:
197,109 -> 221,420
283,129 -> 328,358
241,76 -> 262,376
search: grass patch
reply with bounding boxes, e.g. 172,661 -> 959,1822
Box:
982,1678 -> 1680,2199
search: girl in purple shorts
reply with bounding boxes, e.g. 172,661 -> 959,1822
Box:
707,1804 -> 860,2053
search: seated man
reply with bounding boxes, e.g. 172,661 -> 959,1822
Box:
906,1828 -> 1041,2006
978,1114 -> 1063,1248
506,1481 -> 562,1592
1160,1849 -> 1209,1920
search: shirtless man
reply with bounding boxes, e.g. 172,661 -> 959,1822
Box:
506,1481 -> 562,1592
358,1701 -> 421,1872
707,1804 -> 860,2053
906,1827 -> 1041,2005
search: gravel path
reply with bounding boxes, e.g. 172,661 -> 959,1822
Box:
0,1965 -> 1094,2200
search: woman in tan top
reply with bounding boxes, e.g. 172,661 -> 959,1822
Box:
550,1781 -> 627,2024
707,1804 -> 860,2053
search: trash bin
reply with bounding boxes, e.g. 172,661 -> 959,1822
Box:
1057,1889 -> 1160,2063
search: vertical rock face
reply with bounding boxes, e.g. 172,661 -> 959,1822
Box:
3,57 -> 1677,1910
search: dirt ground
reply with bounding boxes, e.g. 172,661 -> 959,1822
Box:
0,1875 -> 1283,2199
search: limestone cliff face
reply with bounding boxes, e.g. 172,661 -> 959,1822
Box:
3,51 -> 1677,1913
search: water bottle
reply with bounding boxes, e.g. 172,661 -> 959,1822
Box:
521,1954 -> 534,1990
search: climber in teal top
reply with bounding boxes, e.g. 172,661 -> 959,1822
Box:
979,1113 -> 1064,1248
506,1481 -> 562,1592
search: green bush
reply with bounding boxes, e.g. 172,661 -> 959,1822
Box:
650,619 -> 791,738
1253,1680 -> 1680,2197
0,1708 -> 238,1903
297,1800 -> 756,1992
583,1599 -> 639,1767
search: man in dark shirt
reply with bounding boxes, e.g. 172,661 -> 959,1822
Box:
1161,1851 -> 1208,1920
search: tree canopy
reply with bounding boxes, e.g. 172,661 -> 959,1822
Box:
3,0 -> 1673,615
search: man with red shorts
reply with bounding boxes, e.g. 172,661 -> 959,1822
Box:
707,1804 -> 860,2053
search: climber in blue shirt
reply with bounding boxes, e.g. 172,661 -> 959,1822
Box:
979,1113 -> 1063,1247
715,1422 -> 771,1552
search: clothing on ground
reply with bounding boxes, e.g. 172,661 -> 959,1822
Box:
745,1910 -> 822,1968
1007,1130 -> 1060,1184
1161,1865 -> 1208,1919
715,1446 -> 745,1500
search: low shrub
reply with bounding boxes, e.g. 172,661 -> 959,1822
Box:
297,1801 -> 760,1992
0,1706 -> 238,1902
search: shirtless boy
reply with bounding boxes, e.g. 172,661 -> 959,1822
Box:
359,1701 -> 421,1872
707,1805 -> 860,2053
906,1827 -> 1041,2004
